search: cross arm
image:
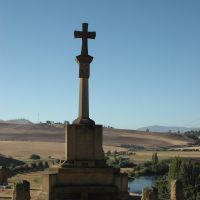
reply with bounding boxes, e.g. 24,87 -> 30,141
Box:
74,31 -> 96,39
74,31 -> 83,38
87,32 -> 96,39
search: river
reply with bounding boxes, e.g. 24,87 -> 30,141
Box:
128,176 -> 156,194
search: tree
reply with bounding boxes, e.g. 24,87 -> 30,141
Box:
167,157 -> 182,182
157,157 -> 200,200
106,150 -> 111,156
152,152 -> 159,165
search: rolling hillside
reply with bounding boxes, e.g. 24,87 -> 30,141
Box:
0,122 -> 194,148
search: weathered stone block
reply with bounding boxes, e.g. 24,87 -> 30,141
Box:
13,180 -> 30,200
65,124 -> 104,167
79,64 -> 90,78
141,187 -> 158,200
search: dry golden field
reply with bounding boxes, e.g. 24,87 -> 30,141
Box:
0,123 -> 198,200
0,140 -> 126,160
0,140 -> 199,163
0,122 -> 197,163
0,171 -> 44,199
0,123 -> 193,148
129,150 -> 200,163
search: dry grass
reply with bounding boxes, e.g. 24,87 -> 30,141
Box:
9,171 -> 43,189
0,141 -> 126,160
0,141 -> 199,164
0,171 -> 44,199
177,146 -> 200,150
103,128 -> 192,147
130,150 -> 200,163
0,141 -> 64,160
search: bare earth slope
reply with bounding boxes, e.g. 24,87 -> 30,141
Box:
0,123 -> 193,148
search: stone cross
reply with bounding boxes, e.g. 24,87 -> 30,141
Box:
73,23 -> 96,125
74,23 -> 96,56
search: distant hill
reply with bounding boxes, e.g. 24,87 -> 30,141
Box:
137,125 -> 200,133
0,123 -> 194,148
0,119 -> 33,125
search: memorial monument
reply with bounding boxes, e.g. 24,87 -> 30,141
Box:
42,23 -> 130,200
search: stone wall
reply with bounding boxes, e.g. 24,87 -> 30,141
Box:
170,180 -> 184,200
141,187 -> 158,200
140,179 -> 184,200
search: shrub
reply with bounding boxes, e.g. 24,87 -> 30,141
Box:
143,161 -> 153,167
30,154 -> 40,160
106,155 -> 135,168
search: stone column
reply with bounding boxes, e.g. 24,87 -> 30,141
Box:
79,78 -> 89,118
141,187 -> 158,200
73,55 -> 95,125
170,180 -> 184,200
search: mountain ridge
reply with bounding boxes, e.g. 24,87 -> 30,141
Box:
0,119 -> 33,125
137,125 -> 200,133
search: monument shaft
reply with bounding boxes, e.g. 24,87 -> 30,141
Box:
79,78 -> 89,118
73,23 -> 95,125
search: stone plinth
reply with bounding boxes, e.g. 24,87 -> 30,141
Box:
41,124 -> 129,200
42,167 -> 129,200
64,124 -> 105,167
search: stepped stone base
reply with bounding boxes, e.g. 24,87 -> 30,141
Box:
41,124 -> 130,200
42,167 -> 130,200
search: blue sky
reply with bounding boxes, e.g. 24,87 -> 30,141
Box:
0,0 -> 200,129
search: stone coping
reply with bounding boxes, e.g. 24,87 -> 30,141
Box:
67,124 -> 102,128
